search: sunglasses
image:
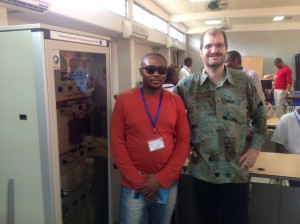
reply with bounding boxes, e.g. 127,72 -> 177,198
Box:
141,65 -> 168,75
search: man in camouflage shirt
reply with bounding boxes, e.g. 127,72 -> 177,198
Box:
174,28 -> 267,224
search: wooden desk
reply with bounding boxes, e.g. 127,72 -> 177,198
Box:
250,152 -> 300,181
249,152 -> 300,224
266,117 -> 279,129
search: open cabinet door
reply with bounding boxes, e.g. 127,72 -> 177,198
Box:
45,37 -> 111,224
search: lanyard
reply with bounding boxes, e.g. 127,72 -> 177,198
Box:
294,110 -> 300,126
140,87 -> 163,135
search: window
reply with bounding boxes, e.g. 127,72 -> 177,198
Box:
104,0 -> 128,17
170,26 -> 185,43
133,4 -> 153,28
133,4 -> 168,34
153,15 -> 168,34
177,31 -> 185,43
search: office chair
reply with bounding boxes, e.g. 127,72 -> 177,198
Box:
290,91 -> 300,111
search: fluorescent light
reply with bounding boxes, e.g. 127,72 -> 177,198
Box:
205,19 -> 222,25
273,16 -> 284,21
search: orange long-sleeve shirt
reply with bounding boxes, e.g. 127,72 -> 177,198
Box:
110,87 -> 190,189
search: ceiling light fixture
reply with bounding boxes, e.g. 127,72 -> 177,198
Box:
273,16 -> 284,21
205,19 -> 222,25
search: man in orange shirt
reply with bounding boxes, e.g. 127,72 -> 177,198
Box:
110,52 -> 190,224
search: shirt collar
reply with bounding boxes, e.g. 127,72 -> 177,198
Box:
163,83 -> 174,88
200,66 -> 235,86
184,65 -> 191,72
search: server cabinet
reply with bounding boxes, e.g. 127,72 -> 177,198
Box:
0,24 -> 112,224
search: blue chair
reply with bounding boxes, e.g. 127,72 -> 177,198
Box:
291,91 -> 300,110
272,98 -> 276,106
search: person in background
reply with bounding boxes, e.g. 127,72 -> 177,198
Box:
271,108 -> 300,187
110,52 -> 190,224
163,66 -> 180,92
225,50 -> 266,149
179,57 -> 193,80
273,58 -> 293,117
225,50 -> 265,102
174,28 -> 267,224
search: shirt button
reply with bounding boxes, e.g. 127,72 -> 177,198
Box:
221,97 -> 226,104
215,173 -> 220,177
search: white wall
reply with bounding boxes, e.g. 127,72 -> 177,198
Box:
134,43 -> 153,84
188,30 -> 300,81
0,6 -> 7,25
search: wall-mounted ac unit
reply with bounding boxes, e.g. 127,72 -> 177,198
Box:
0,0 -> 49,14
166,37 -> 178,49
123,20 -> 148,40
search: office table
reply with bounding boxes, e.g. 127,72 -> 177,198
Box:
266,117 -> 279,129
249,152 -> 300,224
250,152 -> 300,180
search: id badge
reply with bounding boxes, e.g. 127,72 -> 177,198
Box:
147,137 -> 165,152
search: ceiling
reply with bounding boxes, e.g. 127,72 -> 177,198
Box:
150,0 -> 300,34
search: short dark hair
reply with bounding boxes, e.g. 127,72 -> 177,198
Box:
200,28 -> 228,49
184,57 -> 192,64
227,50 -> 242,64
274,58 -> 283,65
141,52 -> 167,66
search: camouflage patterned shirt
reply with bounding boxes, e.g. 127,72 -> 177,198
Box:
174,67 -> 267,184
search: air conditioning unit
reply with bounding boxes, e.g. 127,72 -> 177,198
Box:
122,20 -> 148,40
0,0 -> 49,14
218,18 -> 233,31
166,37 -> 178,49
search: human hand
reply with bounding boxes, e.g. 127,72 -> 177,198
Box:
188,145 -> 196,160
189,146 -> 200,164
239,148 -> 260,170
136,173 -> 160,201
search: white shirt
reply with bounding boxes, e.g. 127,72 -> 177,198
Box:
271,110 -> 300,154
179,65 -> 191,80
162,83 -> 175,92
243,68 -> 265,102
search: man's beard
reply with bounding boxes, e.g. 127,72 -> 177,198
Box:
205,60 -> 224,68
206,62 -> 223,68
205,54 -> 225,68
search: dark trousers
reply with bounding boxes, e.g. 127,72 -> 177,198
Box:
192,177 -> 249,224
175,174 -> 198,224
